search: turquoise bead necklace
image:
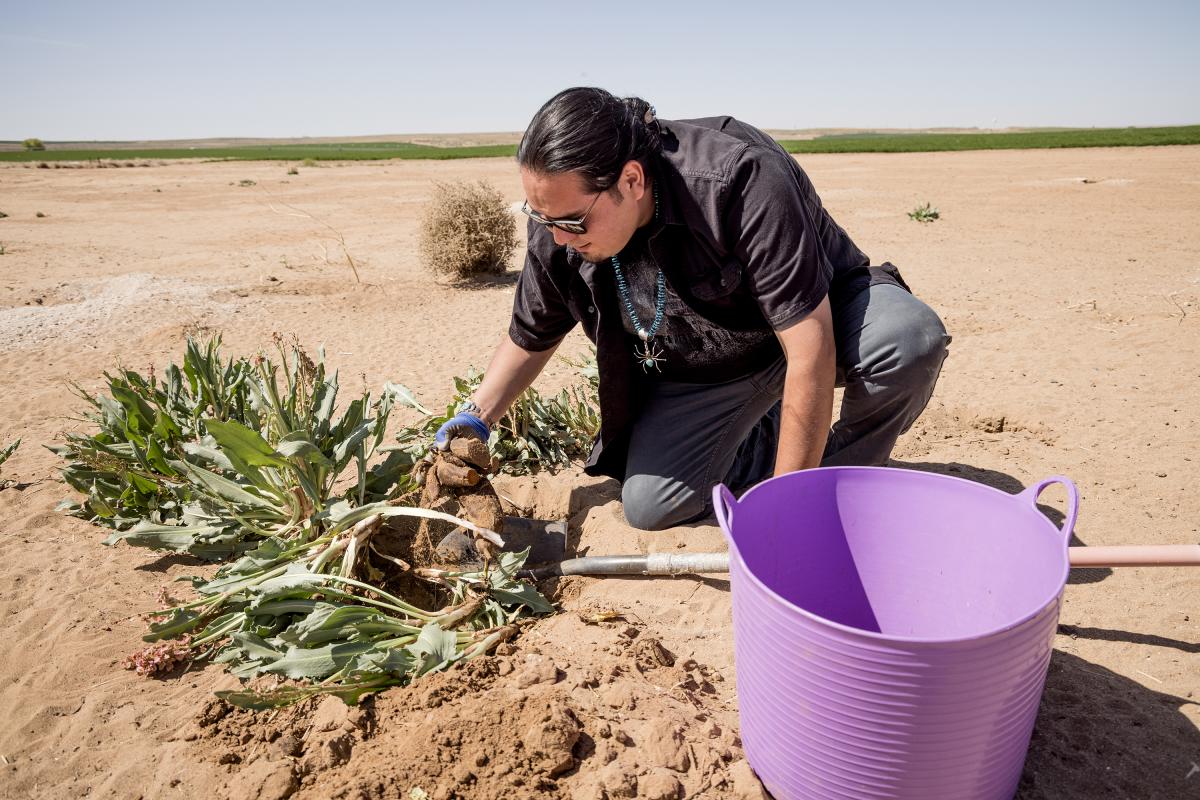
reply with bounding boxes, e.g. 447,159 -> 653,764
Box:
610,185 -> 666,372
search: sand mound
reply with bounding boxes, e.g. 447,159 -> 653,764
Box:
179,614 -> 757,800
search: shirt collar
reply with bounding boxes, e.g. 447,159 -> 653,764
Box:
648,156 -> 685,228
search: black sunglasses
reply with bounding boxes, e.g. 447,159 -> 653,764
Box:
520,191 -> 602,235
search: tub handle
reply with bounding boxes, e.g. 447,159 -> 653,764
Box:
1018,476 -> 1080,539
712,483 -> 738,547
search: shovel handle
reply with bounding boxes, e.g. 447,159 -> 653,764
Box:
1069,544 -> 1200,568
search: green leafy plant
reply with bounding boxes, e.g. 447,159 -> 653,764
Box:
392,351 -> 600,476
53,335 -> 420,555
132,507 -> 549,709
908,202 -> 940,223
22,138 -> 46,152
52,336 -> 259,532
0,439 -> 20,482
58,337 -> 554,708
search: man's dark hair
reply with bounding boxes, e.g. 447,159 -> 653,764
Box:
517,87 -> 664,194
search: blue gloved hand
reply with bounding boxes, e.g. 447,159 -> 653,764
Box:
433,412 -> 491,450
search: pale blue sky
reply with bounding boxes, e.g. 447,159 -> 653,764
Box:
2,0 -> 1197,140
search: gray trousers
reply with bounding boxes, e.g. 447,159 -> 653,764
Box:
621,284 -> 951,530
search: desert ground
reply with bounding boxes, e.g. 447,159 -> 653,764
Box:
0,144 -> 1197,799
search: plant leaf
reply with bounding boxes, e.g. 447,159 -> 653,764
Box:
408,623 -> 459,677
262,641 -> 380,679
489,583 -> 554,614
204,419 -> 289,469
382,382 -> 432,416
275,433 -> 334,468
215,676 -> 396,710
174,460 -> 279,511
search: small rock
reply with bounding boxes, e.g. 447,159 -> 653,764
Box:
574,668 -> 601,689
521,702 -> 581,777
217,751 -> 241,765
614,728 -> 633,746
569,776 -> 606,800
639,768 -> 683,800
637,722 -> 690,772
728,759 -> 769,799
299,733 -> 353,773
308,695 -> 349,734
601,682 -> 637,710
344,706 -> 369,730
497,659 -> 514,676
596,741 -> 620,764
598,761 -> 638,798
170,722 -> 203,742
225,759 -> 299,800
514,655 -> 559,688
633,638 -> 675,670
273,732 -> 303,758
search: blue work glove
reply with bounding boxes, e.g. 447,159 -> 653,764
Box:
433,412 -> 491,450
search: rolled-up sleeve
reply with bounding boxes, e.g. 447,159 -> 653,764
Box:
508,228 -> 578,352
723,146 -> 833,331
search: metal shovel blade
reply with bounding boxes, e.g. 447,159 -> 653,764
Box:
435,516 -> 568,569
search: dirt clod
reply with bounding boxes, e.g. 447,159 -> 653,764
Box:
633,637 -> 676,671
601,682 -> 637,710
637,722 -> 690,772
639,768 -> 684,800
728,759 -> 770,799
520,702 -> 581,777
513,655 -> 560,689
599,761 -> 638,798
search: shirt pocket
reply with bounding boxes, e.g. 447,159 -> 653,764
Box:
689,258 -> 743,301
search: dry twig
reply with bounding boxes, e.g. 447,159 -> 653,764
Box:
258,190 -> 361,283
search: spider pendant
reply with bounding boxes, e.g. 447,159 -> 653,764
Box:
635,340 -> 666,372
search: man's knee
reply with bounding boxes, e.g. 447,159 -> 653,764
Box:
881,304 -> 950,391
621,474 -> 705,531
899,320 -> 950,385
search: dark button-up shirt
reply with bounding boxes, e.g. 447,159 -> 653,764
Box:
508,116 -> 907,481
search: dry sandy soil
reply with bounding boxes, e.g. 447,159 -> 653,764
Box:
0,145 -> 1197,799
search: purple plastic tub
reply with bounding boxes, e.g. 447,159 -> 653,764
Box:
713,467 -> 1079,800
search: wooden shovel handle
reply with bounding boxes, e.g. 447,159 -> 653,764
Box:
1069,544 -> 1200,567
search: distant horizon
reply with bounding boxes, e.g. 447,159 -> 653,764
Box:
6,122 -> 1200,149
3,1 -> 1197,140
